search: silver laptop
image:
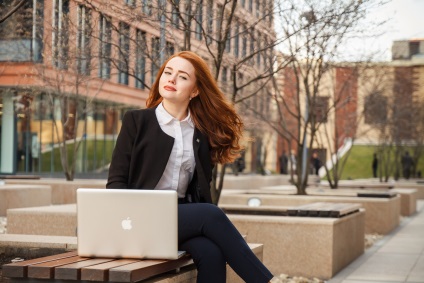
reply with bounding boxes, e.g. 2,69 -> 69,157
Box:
77,188 -> 185,260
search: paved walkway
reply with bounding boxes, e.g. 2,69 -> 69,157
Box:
329,200 -> 424,283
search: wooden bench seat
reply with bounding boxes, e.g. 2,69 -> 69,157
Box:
357,191 -> 397,198
2,240 -> 260,282
220,202 -> 361,218
3,251 -> 194,282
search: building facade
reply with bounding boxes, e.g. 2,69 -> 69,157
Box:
276,39 -> 424,172
0,0 -> 276,176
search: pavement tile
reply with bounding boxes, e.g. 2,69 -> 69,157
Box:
377,237 -> 424,254
346,253 -> 420,282
407,254 -> 424,282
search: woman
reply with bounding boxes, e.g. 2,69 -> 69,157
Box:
107,51 -> 279,283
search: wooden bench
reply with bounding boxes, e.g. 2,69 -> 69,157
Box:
3,251 -> 194,282
2,238 -> 260,283
220,202 -> 361,218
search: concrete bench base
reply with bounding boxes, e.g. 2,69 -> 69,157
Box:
5,179 -> 106,205
227,209 -> 365,280
0,185 -> 52,216
7,205 -> 77,236
220,193 -> 400,234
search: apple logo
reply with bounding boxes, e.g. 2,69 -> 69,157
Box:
121,217 -> 132,230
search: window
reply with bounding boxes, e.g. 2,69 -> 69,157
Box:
313,96 -> 329,123
222,67 -> 228,83
77,5 -> 92,75
98,15 -> 111,79
249,28 -> 255,65
216,4 -> 223,41
151,37 -> 160,84
234,21 -> 239,58
166,41 -> 175,58
206,0 -> 213,44
0,0 -> 44,62
171,0 -> 180,28
256,0 -> 260,18
242,24 -> 247,58
241,0 -> 246,8
195,0 -> 203,41
135,30 -> 146,89
142,0 -> 152,16
364,92 -> 387,125
52,0 -> 69,69
225,28 -> 231,53
249,0 -> 253,13
256,34 -> 261,67
125,0 -> 135,7
118,22 -> 130,85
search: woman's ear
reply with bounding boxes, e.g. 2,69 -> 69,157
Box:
192,89 -> 199,99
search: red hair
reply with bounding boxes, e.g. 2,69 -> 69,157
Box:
146,51 -> 243,164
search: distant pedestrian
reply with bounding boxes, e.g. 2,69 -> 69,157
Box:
279,152 -> 288,174
311,152 -> 322,175
401,151 -> 414,179
372,153 -> 378,178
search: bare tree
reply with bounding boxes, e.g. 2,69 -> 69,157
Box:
254,0 -> 387,194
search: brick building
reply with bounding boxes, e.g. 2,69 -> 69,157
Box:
0,0 -> 276,176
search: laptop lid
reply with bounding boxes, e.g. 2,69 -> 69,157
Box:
77,188 -> 181,260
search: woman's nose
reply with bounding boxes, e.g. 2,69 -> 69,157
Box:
168,75 -> 176,84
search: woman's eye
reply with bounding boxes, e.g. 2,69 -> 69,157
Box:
164,71 -> 172,75
179,76 -> 187,80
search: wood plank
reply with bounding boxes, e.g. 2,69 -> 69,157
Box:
2,251 -> 77,278
81,259 -> 140,281
109,255 -> 194,282
27,256 -> 89,279
55,258 -> 115,280
331,203 -> 361,217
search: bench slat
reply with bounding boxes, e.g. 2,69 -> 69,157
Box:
2,251 -> 77,278
55,258 -> 116,280
109,255 -> 193,282
28,256 -> 89,279
81,259 -> 140,281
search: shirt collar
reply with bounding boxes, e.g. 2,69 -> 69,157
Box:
156,102 -> 194,128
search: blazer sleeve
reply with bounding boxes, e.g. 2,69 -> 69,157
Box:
106,110 -> 138,189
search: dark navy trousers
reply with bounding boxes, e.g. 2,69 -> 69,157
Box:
178,203 -> 273,283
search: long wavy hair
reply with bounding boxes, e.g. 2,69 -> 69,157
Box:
146,51 -> 243,164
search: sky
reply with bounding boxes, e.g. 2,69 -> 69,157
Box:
347,0 -> 424,61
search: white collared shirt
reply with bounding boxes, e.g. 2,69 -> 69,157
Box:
155,102 -> 196,198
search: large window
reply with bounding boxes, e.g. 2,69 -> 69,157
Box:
242,24 -> 247,58
195,0 -> 203,41
135,30 -> 146,89
98,15 -> 111,79
151,37 -> 160,84
364,92 -> 387,125
313,96 -> 330,123
118,22 -> 130,85
0,0 -> 44,62
77,5 -> 92,75
142,0 -> 152,16
171,0 -> 180,28
206,0 -> 213,44
234,21 -> 240,58
52,0 -> 70,69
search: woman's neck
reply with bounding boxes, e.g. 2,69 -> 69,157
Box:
162,100 -> 189,121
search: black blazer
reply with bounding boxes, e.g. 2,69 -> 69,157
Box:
106,108 -> 213,203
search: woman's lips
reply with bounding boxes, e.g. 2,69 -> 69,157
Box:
164,86 -> 176,91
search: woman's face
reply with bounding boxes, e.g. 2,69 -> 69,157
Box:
159,56 -> 198,105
